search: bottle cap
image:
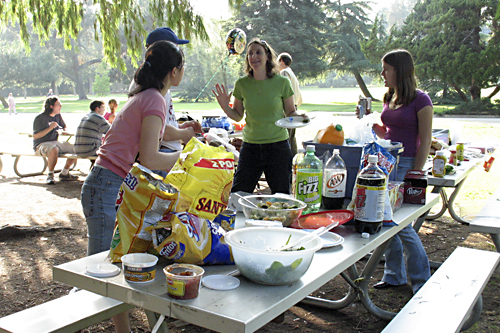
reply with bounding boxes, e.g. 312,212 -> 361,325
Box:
306,145 -> 315,152
436,150 -> 444,156
361,232 -> 370,239
333,149 -> 340,154
297,148 -> 305,154
368,155 -> 378,163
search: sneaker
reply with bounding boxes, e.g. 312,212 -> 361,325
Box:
46,175 -> 55,185
59,173 -> 78,181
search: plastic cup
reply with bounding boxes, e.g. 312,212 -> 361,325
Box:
164,264 -> 205,300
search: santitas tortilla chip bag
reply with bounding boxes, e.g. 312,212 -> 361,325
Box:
165,137 -> 235,221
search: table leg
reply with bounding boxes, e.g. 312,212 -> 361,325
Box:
13,155 -> 48,177
490,234 -> 500,253
145,310 -> 170,333
425,186 -> 448,220
445,178 -> 470,225
300,265 -> 358,309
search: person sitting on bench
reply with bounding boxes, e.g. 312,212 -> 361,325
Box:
33,96 -> 78,185
74,100 -> 110,158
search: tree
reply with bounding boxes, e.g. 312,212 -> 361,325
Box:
229,0 -> 329,80
0,0 -> 245,72
386,0 -> 500,102
322,1 -> 378,99
93,63 -> 111,97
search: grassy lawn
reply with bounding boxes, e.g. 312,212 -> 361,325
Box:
2,86 -> 457,115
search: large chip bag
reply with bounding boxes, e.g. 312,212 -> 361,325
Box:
165,137 -> 235,221
147,211 -> 233,265
109,164 -> 179,263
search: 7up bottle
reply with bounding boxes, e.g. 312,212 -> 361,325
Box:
295,145 -> 323,214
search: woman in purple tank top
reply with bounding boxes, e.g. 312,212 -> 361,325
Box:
358,49 -> 433,294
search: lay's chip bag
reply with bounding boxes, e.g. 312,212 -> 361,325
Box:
109,164 -> 179,262
165,137 -> 235,221
147,211 -> 233,265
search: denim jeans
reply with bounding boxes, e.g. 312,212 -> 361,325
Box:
81,165 -> 124,256
231,140 -> 293,194
382,156 -> 431,293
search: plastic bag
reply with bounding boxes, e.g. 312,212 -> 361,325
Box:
347,112 -> 379,145
360,142 -> 396,176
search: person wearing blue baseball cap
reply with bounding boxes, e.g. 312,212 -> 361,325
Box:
129,27 -> 201,178
145,27 -> 190,47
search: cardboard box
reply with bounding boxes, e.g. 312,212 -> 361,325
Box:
403,170 -> 427,204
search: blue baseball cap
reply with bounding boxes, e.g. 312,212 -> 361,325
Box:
146,27 -> 189,46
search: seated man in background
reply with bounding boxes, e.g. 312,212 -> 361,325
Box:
75,100 -> 110,157
33,96 -> 77,185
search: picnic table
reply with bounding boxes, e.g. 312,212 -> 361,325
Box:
53,193 -> 439,333
425,159 -> 482,226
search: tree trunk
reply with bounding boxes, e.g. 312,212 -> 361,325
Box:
353,70 -> 377,101
0,95 -> 7,108
71,53 -> 88,100
451,83 -> 468,102
487,85 -> 500,99
469,83 -> 481,101
51,81 -> 58,96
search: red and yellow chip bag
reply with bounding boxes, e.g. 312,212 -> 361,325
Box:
165,137 -> 235,221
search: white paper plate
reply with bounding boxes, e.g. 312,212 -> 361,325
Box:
275,117 -> 311,129
85,263 -> 121,278
303,230 -> 344,248
202,275 -> 240,290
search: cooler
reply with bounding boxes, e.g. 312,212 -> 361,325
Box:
302,140 -> 404,198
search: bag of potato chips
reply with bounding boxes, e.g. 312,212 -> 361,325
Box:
109,138 -> 235,264
165,137 -> 235,221
148,212 -> 233,265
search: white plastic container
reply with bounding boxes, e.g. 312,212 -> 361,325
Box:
121,253 -> 159,283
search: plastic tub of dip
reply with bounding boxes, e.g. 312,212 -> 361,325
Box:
121,253 -> 158,283
164,264 -> 205,300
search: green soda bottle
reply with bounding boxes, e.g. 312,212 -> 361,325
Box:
295,145 -> 323,214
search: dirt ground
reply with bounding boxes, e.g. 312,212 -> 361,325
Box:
0,154 -> 499,333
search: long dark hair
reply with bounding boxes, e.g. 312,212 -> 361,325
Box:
129,40 -> 184,97
42,96 -> 59,115
382,49 -> 417,106
245,38 -> 279,79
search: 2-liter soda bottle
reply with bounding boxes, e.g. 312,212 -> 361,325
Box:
322,149 -> 347,209
296,145 -> 323,214
354,155 -> 387,234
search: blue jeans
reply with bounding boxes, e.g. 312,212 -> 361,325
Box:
382,156 -> 431,293
232,140 -> 292,194
81,166 -> 124,256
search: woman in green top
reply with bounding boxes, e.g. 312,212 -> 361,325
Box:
213,38 -> 308,194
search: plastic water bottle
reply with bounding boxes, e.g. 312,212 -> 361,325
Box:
354,155 -> 387,234
322,149 -> 347,209
296,145 -> 323,214
291,148 -> 305,197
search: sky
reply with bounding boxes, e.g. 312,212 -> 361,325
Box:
191,0 -> 389,20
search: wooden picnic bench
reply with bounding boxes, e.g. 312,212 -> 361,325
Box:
381,247 -> 500,333
0,151 -> 96,178
469,188 -> 500,253
0,290 -> 133,333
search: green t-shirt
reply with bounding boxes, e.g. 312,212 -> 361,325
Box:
233,75 -> 294,144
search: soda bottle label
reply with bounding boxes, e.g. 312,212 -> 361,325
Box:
354,184 -> 385,222
296,170 -> 322,206
323,170 -> 346,198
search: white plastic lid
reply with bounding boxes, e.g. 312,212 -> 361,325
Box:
306,145 -> 315,152
436,150 -> 444,156
333,149 -> 340,154
85,263 -> 121,278
368,155 -> 378,163
202,275 -> 240,290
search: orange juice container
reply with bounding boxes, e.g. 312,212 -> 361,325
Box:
432,151 -> 447,177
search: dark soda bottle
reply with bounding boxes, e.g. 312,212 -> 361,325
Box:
354,155 -> 387,234
322,149 -> 347,209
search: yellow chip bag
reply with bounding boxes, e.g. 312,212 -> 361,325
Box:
109,164 -> 179,263
165,137 -> 235,221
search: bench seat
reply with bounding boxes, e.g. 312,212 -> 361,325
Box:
0,290 -> 133,333
469,189 -> 500,252
381,247 -> 500,333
